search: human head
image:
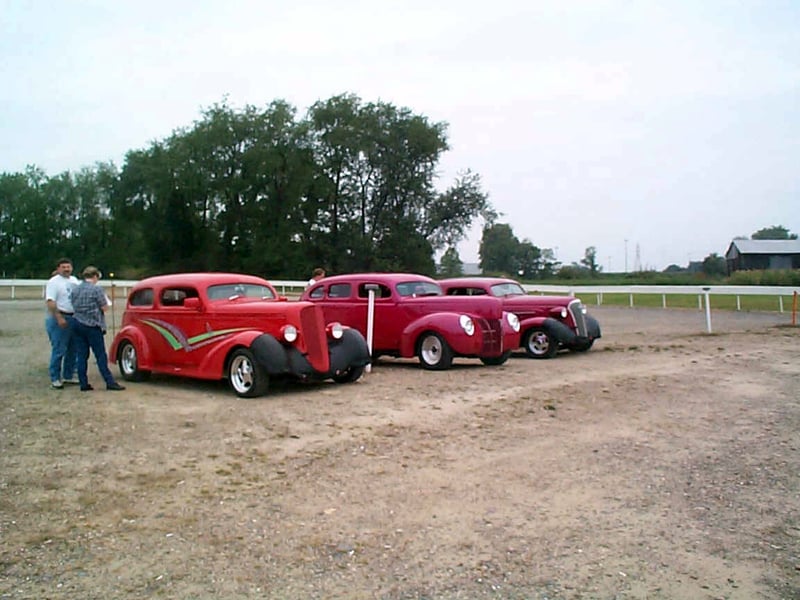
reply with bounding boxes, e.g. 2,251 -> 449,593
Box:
81,265 -> 102,281
312,267 -> 325,281
55,258 -> 73,277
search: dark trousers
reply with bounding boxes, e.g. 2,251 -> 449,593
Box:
72,320 -> 116,388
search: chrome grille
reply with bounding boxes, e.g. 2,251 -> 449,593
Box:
568,300 -> 588,337
477,318 -> 504,354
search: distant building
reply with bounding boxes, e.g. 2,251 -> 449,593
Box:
725,239 -> 800,273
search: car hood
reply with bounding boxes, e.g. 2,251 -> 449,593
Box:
401,294 -> 505,319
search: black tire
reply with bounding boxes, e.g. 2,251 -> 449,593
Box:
480,350 -> 512,366
524,328 -> 558,359
417,332 -> 453,370
228,348 -> 268,398
117,340 -> 151,382
332,365 -> 364,383
573,339 -> 594,353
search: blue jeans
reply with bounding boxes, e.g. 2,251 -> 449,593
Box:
46,314 -> 76,383
72,320 -> 117,388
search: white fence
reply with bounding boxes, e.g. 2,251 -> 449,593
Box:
521,284 -> 800,313
2,279 -> 798,307
3,279 -> 798,334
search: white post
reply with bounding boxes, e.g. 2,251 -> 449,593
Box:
779,296 -> 784,313
703,288 -> 712,333
365,287 -> 376,373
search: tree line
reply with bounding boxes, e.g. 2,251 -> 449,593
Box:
0,95 -> 492,279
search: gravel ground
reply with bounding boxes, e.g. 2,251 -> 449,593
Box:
1,302 -> 799,599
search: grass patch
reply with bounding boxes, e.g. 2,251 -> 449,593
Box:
585,292 -> 793,312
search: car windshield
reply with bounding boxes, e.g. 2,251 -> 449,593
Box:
490,282 -> 526,297
207,283 -> 276,301
396,281 -> 442,297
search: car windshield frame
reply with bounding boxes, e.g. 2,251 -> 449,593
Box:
395,281 -> 443,297
206,283 -> 276,301
489,282 -> 526,297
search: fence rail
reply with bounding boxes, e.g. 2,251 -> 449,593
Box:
3,279 -> 797,333
2,279 -> 798,305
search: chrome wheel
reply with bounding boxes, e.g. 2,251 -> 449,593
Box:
418,333 -> 453,370
228,349 -> 268,397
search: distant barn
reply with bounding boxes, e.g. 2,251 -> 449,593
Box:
725,239 -> 800,272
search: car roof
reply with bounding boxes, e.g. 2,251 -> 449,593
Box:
133,272 -> 273,289
318,272 -> 438,285
439,277 -> 517,287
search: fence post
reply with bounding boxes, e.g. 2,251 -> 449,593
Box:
793,292 -> 797,326
703,287 -> 712,333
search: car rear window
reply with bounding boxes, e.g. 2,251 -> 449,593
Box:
357,283 -> 391,299
160,287 -> 199,307
328,283 -> 351,298
129,288 -> 154,306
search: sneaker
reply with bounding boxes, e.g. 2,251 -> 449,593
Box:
50,380 -> 64,389
62,378 -> 80,385
106,383 -> 126,391
80,384 -> 94,392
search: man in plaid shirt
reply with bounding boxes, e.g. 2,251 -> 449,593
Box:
71,266 -> 125,392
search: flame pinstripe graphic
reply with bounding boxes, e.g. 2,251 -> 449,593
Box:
142,319 -> 249,352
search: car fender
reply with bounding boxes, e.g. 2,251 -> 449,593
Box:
198,330 -> 289,377
110,326 -> 155,371
398,312 -> 479,358
500,310 -> 522,350
586,315 -> 602,339
520,317 -> 576,346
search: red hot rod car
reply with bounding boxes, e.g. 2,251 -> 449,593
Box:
109,273 -> 371,397
300,273 -> 521,370
439,277 -> 601,359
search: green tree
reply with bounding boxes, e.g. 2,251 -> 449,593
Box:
438,246 -> 464,277
580,246 -> 601,277
516,240 -> 541,279
751,225 -> 798,240
479,223 -> 520,274
701,252 -> 727,276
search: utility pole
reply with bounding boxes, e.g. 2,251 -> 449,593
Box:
624,239 -> 628,273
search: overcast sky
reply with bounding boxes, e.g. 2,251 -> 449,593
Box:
2,0 -> 798,271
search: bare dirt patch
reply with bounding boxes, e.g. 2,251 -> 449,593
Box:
1,302 -> 799,599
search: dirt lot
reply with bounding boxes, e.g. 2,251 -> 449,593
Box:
1,301 -> 798,599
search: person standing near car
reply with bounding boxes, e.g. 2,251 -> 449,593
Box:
307,267 -> 326,287
45,257 -> 79,389
70,266 -> 125,392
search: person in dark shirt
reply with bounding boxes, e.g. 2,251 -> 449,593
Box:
71,266 -> 125,392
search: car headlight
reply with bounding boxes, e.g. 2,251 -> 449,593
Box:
507,312 -> 520,332
459,314 -> 475,336
581,306 -> 587,315
281,324 -> 298,343
327,322 -> 344,340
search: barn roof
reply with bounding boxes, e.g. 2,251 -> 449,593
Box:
727,239 -> 800,255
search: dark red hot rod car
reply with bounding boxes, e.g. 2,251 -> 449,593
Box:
439,277 -> 601,359
300,273 -> 520,370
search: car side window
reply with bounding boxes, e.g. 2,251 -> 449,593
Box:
160,287 -> 199,307
327,283 -> 351,299
308,285 -> 324,299
357,283 -> 390,299
129,288 -> 154,306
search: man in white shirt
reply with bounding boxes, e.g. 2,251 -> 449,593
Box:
45,258 -> 79,389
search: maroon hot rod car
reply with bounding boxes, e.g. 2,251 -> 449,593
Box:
439,277 -> 601,358
300,273 -> 521,370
